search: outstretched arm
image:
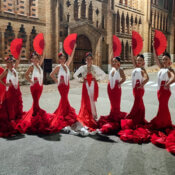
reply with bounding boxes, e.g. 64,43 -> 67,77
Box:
165,71 -> 175,88
50,66 -> 60,84
110,49 -> 114,66
153,46 -> 162,68
66,44 -> 77,67
131,48 -> 137,68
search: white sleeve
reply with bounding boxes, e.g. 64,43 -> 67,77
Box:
94,65 -> 107,81
73,66 -> 84,82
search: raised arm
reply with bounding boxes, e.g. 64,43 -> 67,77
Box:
39,50 -> 45,66
50,66 -> 60,84
66,44 -> 77,67
110,49 -> 114,66
25,65 -> 34,84
153,46 -> 162,68
131,48 -> 137,68
119,68 -> 126,85
0,69 -> 8,87
15,48 -> 23,69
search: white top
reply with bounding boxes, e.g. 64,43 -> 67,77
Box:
132,68 -> 143,88
157,68 -> 169,90
109,67 -> 121,89
57,64 -> 70,86
6,68 -> 18,91
73,65 -> 106,82
31,64 -> 43,86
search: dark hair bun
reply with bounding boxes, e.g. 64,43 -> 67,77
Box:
137,54 -> 144,59
163,52 -> 171,59
114,57 -> 121,62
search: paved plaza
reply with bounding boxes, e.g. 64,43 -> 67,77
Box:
0,73 -> 175,175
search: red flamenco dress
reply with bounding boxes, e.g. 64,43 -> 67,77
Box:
150,68 -> 175,153
118,68 -> 151,143
98,68 -> 127,134
50,65 -> 77,132
16,64 -> 57,134
73,65 -> 106,130
0,68 -> 24,137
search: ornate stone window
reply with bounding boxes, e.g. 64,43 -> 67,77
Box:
30,26 -> 37,54
88,1 -> 93,21
117,11 -> 120,33
121,13 -> 125,33
18,24 -> 27,58
126,13 -> 129,34
81,0 -> 86,19
59,3 -> 63,22
29,0 -> 38,17
74,0 -> 78,20
4,22 -> 15,57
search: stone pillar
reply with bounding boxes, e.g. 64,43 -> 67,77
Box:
106,0 -> 113,72
142,0 -> 152,67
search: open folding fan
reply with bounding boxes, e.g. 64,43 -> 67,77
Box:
154,30 -> 167,56
113,35 -> 122,57
10,38 -> 23,59
132,31 -> 143,56
63,33 -> 77,56
33,33 -> 45,55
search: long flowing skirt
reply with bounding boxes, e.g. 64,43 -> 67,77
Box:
16,82 -> 57,134
77,81 -> 98,130
98,82 -> 127,134
0,85 -> 24,137
49,82 -> 77,132
118,86 -> 150,143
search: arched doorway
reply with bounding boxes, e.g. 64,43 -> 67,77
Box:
73,35 -> 92,71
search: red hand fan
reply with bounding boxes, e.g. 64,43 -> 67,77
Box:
10,38 -> 23,59
113,35 -> 122,57
63,33 -> 77,56
33,33 -> 45,55
0,67 -> 6,104
154,30 -> 167,56
132,31 -> 143,56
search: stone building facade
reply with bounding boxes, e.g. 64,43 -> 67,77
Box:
59,0 -> 175,71
0,0 -> 174,80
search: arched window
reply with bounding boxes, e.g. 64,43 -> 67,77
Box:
4,23 -> 15,56
30,26 -> 37,54
102,15 -> 105,29
111,0 -> 114,10
18,25 -> 27,58
125,41 -> 129,60
117,11 -> 120,32
160,14 -> 162,30
81,0 -> 86,19
119,0 -> 123,4
131,15 -> 134,26
163,15 -> 166,31
154,12 -> 156,28
121,41 -> 125,61
157,13 -> 159,29
166,16 -> 168,32
126,13 -> 129,34
121,13 -> 125,33
88,1 -> 93,21
59,3 -> 63,22
74,0 -> 78,20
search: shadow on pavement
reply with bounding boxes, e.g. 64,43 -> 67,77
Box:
5,134 -> 25,141
37,133 -> 62,141
89,134 -> 117,143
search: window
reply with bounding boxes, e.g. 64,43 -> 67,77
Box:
81,0 -> 86,19
88,1 -> 93,21
74,0 -> 78,20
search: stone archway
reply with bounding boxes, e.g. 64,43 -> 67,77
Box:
73,35 -> 92,71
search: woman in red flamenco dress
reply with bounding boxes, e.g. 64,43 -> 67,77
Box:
16,52 -> 56,134
150,50 -> 175,154
98,55 -> 127,134
0,56 -> 24,137
50,44 -> 81,135
118,52 -> 151,143
73,52 -> 106,132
